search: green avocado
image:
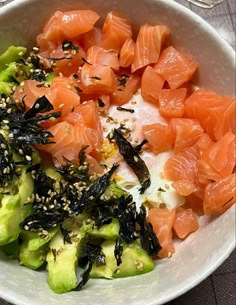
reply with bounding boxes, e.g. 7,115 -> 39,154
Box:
0,168 -> 34,245
0,81 -> 15,96
90,240 -> 155,279
89,218 -> 120,240
19,241 -> 48,270
19,227 -> 58,270
46,218 -> 85,294
0,46 -> 26,72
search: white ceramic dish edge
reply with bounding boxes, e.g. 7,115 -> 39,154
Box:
0,1 -> 235,305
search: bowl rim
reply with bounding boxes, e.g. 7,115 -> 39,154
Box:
0,1 -> 235,305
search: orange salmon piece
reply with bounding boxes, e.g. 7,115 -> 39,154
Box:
169,118 -> 204,154
119,37 -> 135,68
164,145 -> 200,197
131,24 -> 170,73
86,45 -> 119,70
198,132 -> 235,184
184,89 -> 236,141
39,100 -> 103,164
37,10 -> 100,47
111,71 -> 140,105
195,133 -> 214,154
142,123 -> 175,154
203,174 -> 236,215
79,63 -> 116,94
173,208 -> 199,239
13,80 -> 51,109
14,77 -> 80,121
81,26 -> 102,51
164,145 -> 199,182
147,208 -> 176,258
154,46 -> 198,89
141,66 -> 165,105
46,43 -> 85,77
101,11 -> 132,52
186,194 -> 204,215
39,121 -> 91,164
172,180 -> 198,196
159,88 -> 187,118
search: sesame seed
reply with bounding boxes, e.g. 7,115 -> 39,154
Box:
25,155 -> 32,161
134,156 -> 139,162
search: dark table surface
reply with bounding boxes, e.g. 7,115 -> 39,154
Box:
0,0 -> 235,304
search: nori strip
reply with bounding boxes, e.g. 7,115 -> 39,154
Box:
110,129 -> 151,194
62,40 -> 78,52
136,206 -> 162,256
117,106 -> 134,113
114,238 -> 123,266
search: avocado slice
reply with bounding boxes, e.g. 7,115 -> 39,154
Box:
90,240 -> 155,279
89,218 -> 120,240
46,218 -> 85,294
19,227 -> 58,270
0,81 -> 15,96
19,241 -> 48,270
0,168 -> 34,245
0,46 -> 26,72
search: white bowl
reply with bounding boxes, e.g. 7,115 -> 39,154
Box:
0,1 -> 235,305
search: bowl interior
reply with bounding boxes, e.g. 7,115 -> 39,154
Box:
0,1 -> 235,305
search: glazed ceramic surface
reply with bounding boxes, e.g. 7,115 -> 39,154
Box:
0,1 -> 235,305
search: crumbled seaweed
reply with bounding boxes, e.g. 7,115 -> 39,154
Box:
30,55 -> 41,69
60,225 -> 72,244
114,194 -> 136,243
110,129 -> 151,194
97,98 -> 105,107
6,96 -> 60,149
32,70 -> 46,82
90,76 -> 101,80
24,96 -> 53,119
76,238 -> 105,290
114,238 -> 123,266
57,147 -> 89,183
73,74 -> 79,80
136,206 -> 162,256
157,187 -> 166,192
62,40 -> 78,52
79,145 -> 89,165
22,209 -> 66,231
70,163 -> 119,214
32,165 -> 55,197
48,56 -> 72,61
81,57 -> 92,65
74,86 -> 83,94
76,261 -> 93,291
135,139 -> 148,152
118,78 -> 127,87
0,133 -> 15,187
51,248 -> 57,262
117,106 -> 134,113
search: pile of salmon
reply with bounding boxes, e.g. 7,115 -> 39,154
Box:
14,10 -> 235,259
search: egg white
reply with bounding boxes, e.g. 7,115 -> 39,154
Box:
101,91 -> 185,210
